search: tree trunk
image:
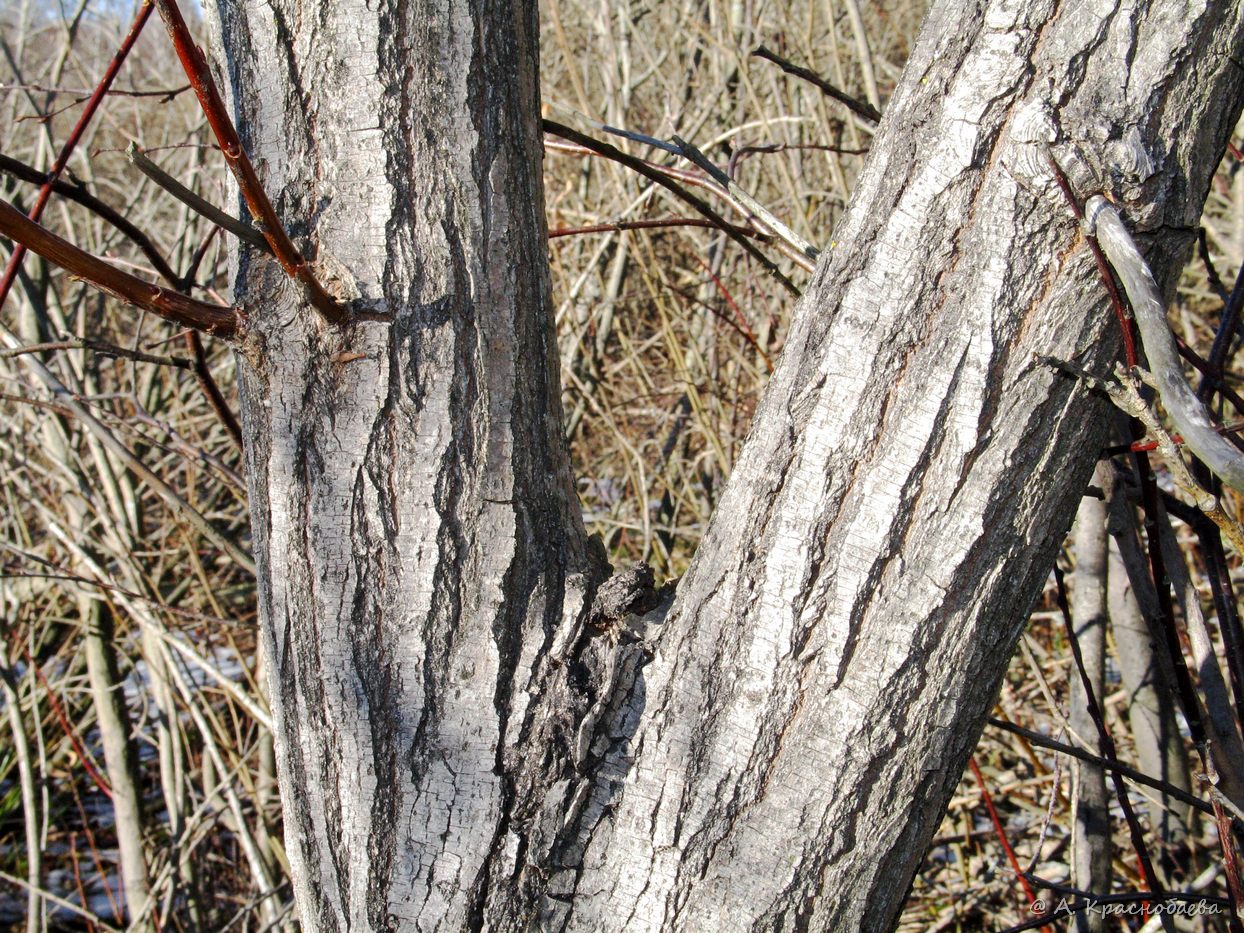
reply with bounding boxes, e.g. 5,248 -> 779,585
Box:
206,0 -> 1244,929
209,1 -> 597,928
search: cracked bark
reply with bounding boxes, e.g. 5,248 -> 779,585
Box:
205,0 -> 1244,929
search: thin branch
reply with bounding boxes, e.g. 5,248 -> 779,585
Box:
671,134 -> 820,262
0,325 -> 256,573
1198,227 -> 1232,306
728,142 -> 870,175
1197,241 -> 1244,401
126,143 -> 270,255
0,869 -> 121,933
0,80 -> 189,100
750,45 -> 882,124
1176,335 -> 1244,418
0,0 -> 154,313
542,119 -> 800,296
597,122 -> 681,155
0,337 -> 191,368
988,718 -> 1212,816
548,217 -> 767,240
0,152 -> 180,282
968,757 -> 1042,914
0,198 -> 241,337
152,0 -> 351,325
0,155 -> 246,437
186,331 -> 243,450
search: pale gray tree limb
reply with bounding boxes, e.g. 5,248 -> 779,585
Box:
1085,195 -> 1244,493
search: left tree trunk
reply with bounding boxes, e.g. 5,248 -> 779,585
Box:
209,1 -> 596,926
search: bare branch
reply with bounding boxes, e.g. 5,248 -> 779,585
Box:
751,45 -> 882,124
1086,195 -> 1244,493
0,198 -> 242,337
0,152 -> 180,282
543,119 -> 801,296
152,0 -> 351,326
126,143 -> 270,255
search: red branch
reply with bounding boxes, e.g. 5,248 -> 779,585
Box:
0,0 -> 154,313
969,757 -> 1042,913
153,0 -> 351,325
0,199 -> 240,337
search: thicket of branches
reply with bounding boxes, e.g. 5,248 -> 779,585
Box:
0,0 -> 1241,929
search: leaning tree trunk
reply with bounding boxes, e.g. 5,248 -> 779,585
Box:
205,0 -> 1244,929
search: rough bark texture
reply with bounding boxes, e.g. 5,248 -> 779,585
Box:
210,1 -> 598,927
542,2 -> 1244,929
206,0 -> 1244,929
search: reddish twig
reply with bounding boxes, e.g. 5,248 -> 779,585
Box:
666,283 -> 774,374
24,652 -> 111,798
968,756 -> 1044,924
65,836 -> 95,933
2,633 -> 118,877
1210,785 -> 1244,930
65,777 -> 122,924
686,252 -> 774,372
0,0 -> 154,314
0,198 -> 240,337
153,0 -> 351,325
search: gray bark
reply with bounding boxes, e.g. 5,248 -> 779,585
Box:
82,598 -> 149,926
1108,532 -> 1193,845
205,0 -> 1244,929
1069,473 -> 1111,931
211,2 -> 598,927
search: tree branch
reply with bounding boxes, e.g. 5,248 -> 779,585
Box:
542,119 -> 801,296
152,0 -> 351,325
751,45 -> 882,124
0,153 -> 179,283
0,199 -> 241,338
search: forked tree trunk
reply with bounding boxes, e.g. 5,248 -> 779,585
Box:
206,0 -> 1244,928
